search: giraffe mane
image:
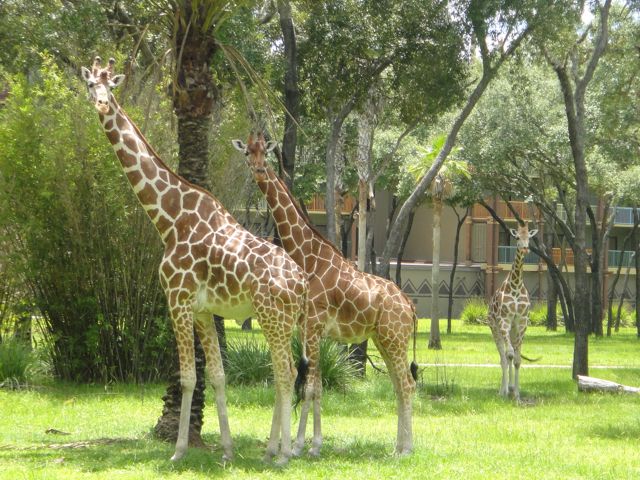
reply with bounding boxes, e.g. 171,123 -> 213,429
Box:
271,172 -> 346,259
116,102 -> 232,215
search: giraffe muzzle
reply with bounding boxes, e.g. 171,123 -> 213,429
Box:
95,100 -> 110,114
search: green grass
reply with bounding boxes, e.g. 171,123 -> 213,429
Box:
1,321 -> 639,479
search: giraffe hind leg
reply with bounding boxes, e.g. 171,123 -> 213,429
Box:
194,313 -> 233,461
372,336 -> 415,455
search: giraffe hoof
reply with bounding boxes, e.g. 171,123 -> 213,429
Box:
170,450 -> 186,462
394,448 -> 412,457
274,455 -> 290,467
263,451 -> 276,463
222,452 -> 233,463
291,445 -> 304,457
308,447 -> 320,458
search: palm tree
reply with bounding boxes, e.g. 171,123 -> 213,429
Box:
427,170 -> 453,349
153,0 -> 244,448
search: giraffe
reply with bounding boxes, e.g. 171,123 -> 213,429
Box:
232,133 -> 418,456
81,58 -> 308,465
487,222 -> 538,400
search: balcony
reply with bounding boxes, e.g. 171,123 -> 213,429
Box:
608,250 -> 635,267
613,207 -> 636,226
306,194 -> 355,214
472,200 -> 539,221
497,246 -> 539,265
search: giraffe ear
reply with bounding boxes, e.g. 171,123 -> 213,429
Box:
265,140 -> 277,153
81,67 -> 92,82
509,228 -> 518,238
110,74 -> 126,89
528,229 -> 538,238
231,139 -> 246,152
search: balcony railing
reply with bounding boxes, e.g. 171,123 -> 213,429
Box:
608,250 -> 635,267
306,194 -> 355,214
497,246 -> 539,265
614,207 -> 635,226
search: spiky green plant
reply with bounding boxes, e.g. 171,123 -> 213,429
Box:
225,336 -> 272,386
0,339 -> 33,387
291,336 -> 359,391
460,297 -> 488,325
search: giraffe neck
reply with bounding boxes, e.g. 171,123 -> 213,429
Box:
97,97 -> 226,243
255,167 -> 338,265
507,248 -> 525,291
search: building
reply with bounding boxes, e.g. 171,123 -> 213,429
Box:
299,193 -> 636,319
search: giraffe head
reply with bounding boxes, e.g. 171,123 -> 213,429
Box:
509,223 -> 538,253
80,57 -> 125,114
231,132 -> 277,181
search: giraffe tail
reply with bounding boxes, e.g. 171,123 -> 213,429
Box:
294,286 -> 310,408
521,354 -> 541,362
410,306 -> 418,382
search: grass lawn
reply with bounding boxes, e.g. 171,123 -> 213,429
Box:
1,321 -> 639,479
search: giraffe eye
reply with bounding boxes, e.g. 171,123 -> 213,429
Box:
88,82 -> 95,88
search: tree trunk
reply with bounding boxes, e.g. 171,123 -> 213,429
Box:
615,261 -> 633,333
636,228 -> 640,338
447,209 -> 468,334
588,207 -> 604,337
608,207 -> 638,335
351,93 -> 378,374
429,200 -> 442,350
550,0 -> 611,379
378,68 -> 496,280
395,209 -> 416,286
277,0 -> 299,189
155,2 -> 220,445
544,217 -> 558,330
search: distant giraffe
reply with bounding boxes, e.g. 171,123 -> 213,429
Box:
487,222 -> 538,399
81,58 -> 308,465
233,132 -> 417,456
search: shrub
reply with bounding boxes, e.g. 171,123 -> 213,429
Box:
225,337 -> 273,386
610,303 -> 635,328
0,57 -> 176,382
528,302 -> 548,326
292,336 -> 359,391
225,334 -> 359,391
460,297 -> 488,325
0,339 -> 33,386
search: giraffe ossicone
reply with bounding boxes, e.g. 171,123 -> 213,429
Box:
82,57 -> 309,465
488,222 -> 538,400
233,132 -> 418,457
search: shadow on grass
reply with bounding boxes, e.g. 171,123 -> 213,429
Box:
587,422 -> 640,441
0,432 -> 323,476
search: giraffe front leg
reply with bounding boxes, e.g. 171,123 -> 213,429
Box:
495,339 -> 510,397
169,307 -> 196,462
512,349 -> 522,400
264,387 -> 283,462
194,314 -> 233,461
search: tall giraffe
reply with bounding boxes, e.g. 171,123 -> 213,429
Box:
487,222 -> 538,400
81,58 -> 308,465
232,133 -> 418,456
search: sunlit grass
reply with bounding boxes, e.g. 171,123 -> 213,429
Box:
1,321 -> 638,479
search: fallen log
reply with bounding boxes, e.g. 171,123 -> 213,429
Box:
577,375 -> 640,394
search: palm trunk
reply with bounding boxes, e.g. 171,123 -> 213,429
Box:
429,200 -> 442,349
278,0 -> 299,188
447,209 -> 467,334
155,1 -> 220,445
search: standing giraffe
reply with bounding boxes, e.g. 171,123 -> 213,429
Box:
487,222 -> 538,400
81,58 -> 308,465
232,133 -> 417,456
